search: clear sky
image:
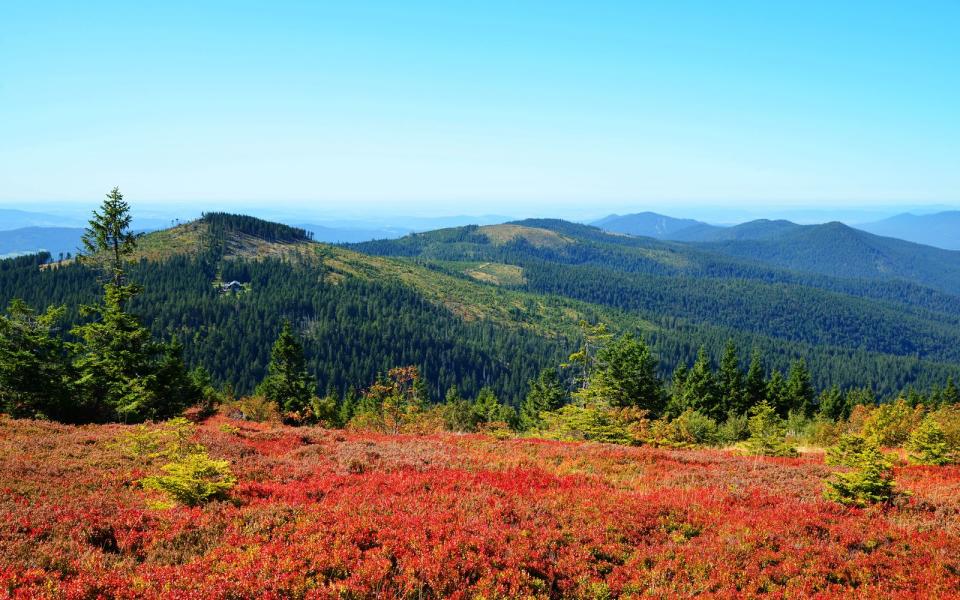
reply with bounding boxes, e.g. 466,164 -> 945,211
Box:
1,1 -> 958,218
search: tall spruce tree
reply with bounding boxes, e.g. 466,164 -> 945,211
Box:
0,300 -> 75,420
585,333 -> 663,413
678,347 -> 719,419
72,188 -> 198,422
717,340 -> 744,415
786,359 -> 815,416
257,320 -> 317,415
519,368 -> 567,430
744,349 -> 767,410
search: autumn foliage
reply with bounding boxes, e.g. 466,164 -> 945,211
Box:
2,416 -> 960,598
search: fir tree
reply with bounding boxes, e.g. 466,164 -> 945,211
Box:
584,334 -> 663,413
786,359 -> 815,416
256,320 -> 317,415
0,300 -> 74,420
943,377 -> 960,406
743,349 -> 766,410
678,347 -> 719,419
717,340 -> 744,415
519,368 -> 567,431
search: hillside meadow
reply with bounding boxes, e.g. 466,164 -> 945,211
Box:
2,415 -> 959,598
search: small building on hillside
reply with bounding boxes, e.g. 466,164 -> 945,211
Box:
221,280 -> 243,293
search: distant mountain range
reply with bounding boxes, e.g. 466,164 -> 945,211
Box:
0,227 -> 85,259
593,210 -> 960,250
857,211 -> 960,250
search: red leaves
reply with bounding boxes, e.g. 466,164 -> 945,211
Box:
2,418 -> 960,597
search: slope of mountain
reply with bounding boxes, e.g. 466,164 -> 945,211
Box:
0,226 -> 84,259
672,219 -> 801,242
696,222 -> 960,294
591,212 -> 719,239
857,211 -> 960,250
5,213 -> 960,402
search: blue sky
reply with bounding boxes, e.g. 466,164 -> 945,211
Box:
1,1 -> 958,219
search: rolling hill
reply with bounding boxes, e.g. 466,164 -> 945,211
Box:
4,213 -> 960,403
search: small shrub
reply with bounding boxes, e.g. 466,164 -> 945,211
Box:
142,451 -> 237,507
716,412 -> 750,445
860,398 -> 922,446
928,404 -> 960,450
114,417 -> 197,461
224,395 -> 280,422
648,409 -> 717,447
825,433 -> 898,507
907,417 -> 954,465
743,401 -> 797,457
538,404 -> 641,445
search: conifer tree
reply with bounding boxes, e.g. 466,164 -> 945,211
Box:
765,370 -> 789,417
584,334 -> 663,413
743,349 -> 766,410
256,320 -> 317,415
717,340 -> 744,415
72,188 -> 198,422
786,359 -> 815,416
678,347 -> 719,418
519,368 -> 567,430
943,376 -> 960,406
817,384 -> 846,421
0,300 -> 74,420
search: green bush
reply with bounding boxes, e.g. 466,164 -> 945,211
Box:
649,409 -> 718,447
142,451 -> 237,507
907,417 -> 954,465
115,417 -> 198,461
743,401 -> 797,457
538,404 -> 640,446
717,412 -> 750,445
825,433 -> 898,507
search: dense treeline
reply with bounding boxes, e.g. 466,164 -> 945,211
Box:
201,212 -> 312,243
4,204 -> 960,425
0,253 -> 570,405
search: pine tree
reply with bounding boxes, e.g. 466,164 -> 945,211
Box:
80,186 -> 138,289
744,400 -> 797,457
743,349 -> 766,410
786,359 -> 815,416
907,416 -> 953,465
766,370 -> 789,417
0,300 -> 74,420
256,320 -> 317,415
71,188 -> 199,422
584,334 -> 663,413
817,384 -> 846,421
943,377 -> 960,406
519,368 -> 567,430
717,340 -> 744,415
678,347 -> 719,418
472,387 -> 515,426
825,434 -> 897,506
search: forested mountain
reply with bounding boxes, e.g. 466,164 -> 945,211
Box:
354,219 -> 960,395
696,222 -> 960,294
858,211 -> 960,250
4,213 -> 960,407
592,212 -> 719,239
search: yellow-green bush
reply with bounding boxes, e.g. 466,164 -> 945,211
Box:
142,451 -> 237,507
